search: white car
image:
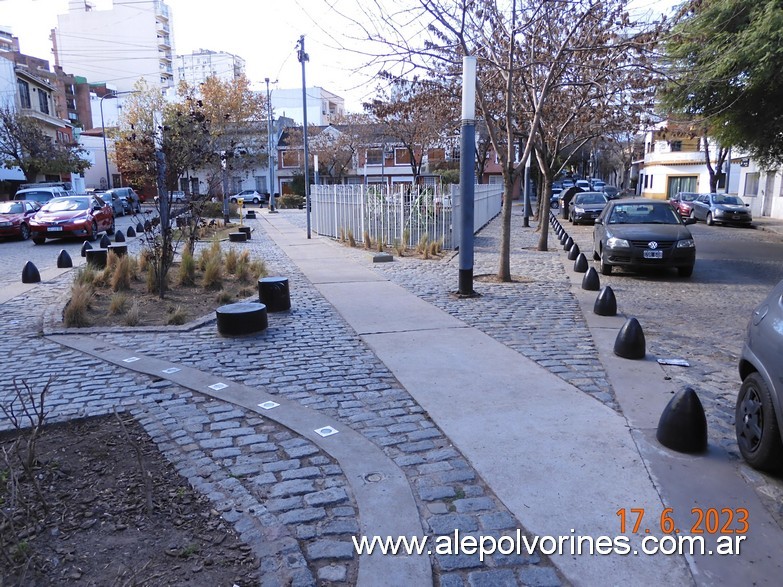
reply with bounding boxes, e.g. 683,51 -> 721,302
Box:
229,190 -> 266,205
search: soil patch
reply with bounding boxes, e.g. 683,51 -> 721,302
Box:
0,412 -> 259,586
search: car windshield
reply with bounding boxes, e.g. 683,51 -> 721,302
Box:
679,193 -> 698,202
0,202 -> 24,214
42,198 -> 89,212
713,195 -> 743,206
608,203 -> 681,225
575,193 -> 606,205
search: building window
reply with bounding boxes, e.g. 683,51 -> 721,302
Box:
669,141 -> 682,152
365,148 -> 382,166
427,148 -> 445,164
281,150 -> 301,168
667,175 -> 697,199
38,90 -> 50,115
394,148 -> 411,166
18,79 -> 31,108
744,172 -> 760,197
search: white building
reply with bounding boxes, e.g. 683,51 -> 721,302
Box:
52,0 -> 175,92
176,49 -> 245,86
736,161 -> 783,220
271,87 -> 344,126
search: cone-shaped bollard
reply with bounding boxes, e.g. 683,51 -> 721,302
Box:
136,222 -> 144,233
99,234 -> 111,248
614,317 -> 645,359
594,285 -> 617,316
22,261 -> 41,283
114,230 -> 125,242
567,243 -> 580,260
582,266 -> 600,290
563,236 -> 574,251
126,226 -> 136,238
656,387 -> 707,453
57,249 -> 73,268
573,252 -> 588,273
559,232 -> 568,245
81,241 -> 93,257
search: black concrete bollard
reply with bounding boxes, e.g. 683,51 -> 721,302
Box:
228,232 -> 247,243
258,276 -> 291,312
614,317 -> 645,359
108,244 -> 128,257
126,226 -> 136,237
563,236 -> 574,251
238,226 -> 251,240
567,243 -> 580,260
559,232 -> 569,245
114,229 -> 125,242
594,286 -> 617,316
656,387 -> 708,453
85,248 -> 108,269
81,241 -> 93,257
245,210 -> 256,219
573,253 -> 588,273
57,249 -> 73,268
99,234 -> 111,248
136,222 -> 145,233
216,302 -> 268,335
582,266 -> 600,290
22,261 -> 41,283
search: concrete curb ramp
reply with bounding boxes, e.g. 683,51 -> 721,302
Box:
257,214 -> 692,586
47,333 -> 431,586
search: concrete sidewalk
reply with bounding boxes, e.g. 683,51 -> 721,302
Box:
257,213 -> 693,585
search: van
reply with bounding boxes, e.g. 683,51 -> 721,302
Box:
14,186 -> 66,204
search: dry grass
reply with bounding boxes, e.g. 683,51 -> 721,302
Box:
202,258 -> 223,289
110,255 -> 133,292
64,283 -> 93,327
225,248 -> 239,274
124,300 -> 141,326
108,293 -> 128,316
177,250 -> 196,286
166,305 -> 187,325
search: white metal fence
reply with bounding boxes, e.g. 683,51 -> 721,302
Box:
311,183 -> 502,250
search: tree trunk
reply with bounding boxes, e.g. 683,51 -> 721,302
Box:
537,175 -> 552,251
497,174 -> 515,282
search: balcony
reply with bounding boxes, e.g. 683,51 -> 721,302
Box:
157,35 -> 171,48
644,150 -> 706,167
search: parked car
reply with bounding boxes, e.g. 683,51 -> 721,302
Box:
592,180 -> 606,192
30,195 -> 115,244
99,190 -> 126,216
0,200 -> 41,240
690,193 -> 752,226
105,187 -> 141,213
669,191 -> 701,218
592,199 -> 697,277
575,179 -> 591,191
569,191 -> 608,225
550,188 -> 562,209
736,278 -> 783,472
603,186 -> 619,199
14,186 -> 66,204
229,190 -> 266,205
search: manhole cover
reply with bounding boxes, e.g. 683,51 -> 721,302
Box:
364,473 -> 383,483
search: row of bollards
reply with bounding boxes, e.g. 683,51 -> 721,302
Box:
22,226 -> 140,283
216,276 -> 290,336
549,210 -> 706,454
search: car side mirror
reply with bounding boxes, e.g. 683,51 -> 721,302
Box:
594,219 -> 603,225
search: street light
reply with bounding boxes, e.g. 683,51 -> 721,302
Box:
265,77 -> 277,212
99,90 -> 137,190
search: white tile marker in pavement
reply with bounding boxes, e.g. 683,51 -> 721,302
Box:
258,214 -> 692,587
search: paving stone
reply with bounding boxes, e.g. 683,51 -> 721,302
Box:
419,485 -> 456,501
454,498 -> 495,513
468,569 -> 518,587
319,519 -> 360,535
270,479 -> 316,498
479,511 -> 517,531
317,564 -> 347,582
305,540 -> 355,561
429,513 -> 479,534
304,487 -> 349,507
279,508 -> 327,525
517,566 -> 562,586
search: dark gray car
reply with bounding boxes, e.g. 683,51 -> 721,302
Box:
736,279 -> 783,472
569,191 -> 607,225
592,199 -> 697,277
690,193 -> 752,226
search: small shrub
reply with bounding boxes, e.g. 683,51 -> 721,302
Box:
215,289 -> 233,304
235,260 -> 250,283
238,250 -> 250,265
166,305 -> 187,325
363,230 -> 372,250
393,239 -> 405,256
225,248 -> 239,274
111,255 -> 133,292
74,266 -> 97,286
124,300 -> 141,326
249,259 -> 266,280
202,258 -> 223,289
201,201 -> 238,218
146,266 -> 167,294
177,249 -> 196,286
376,238 -> 385,252
105,250 -> 120,273
428,240 -> 439,257
416,234 -> 430,255
347,230 -> 356,247
238,286 -> 254,298
108,292 -> 127,315
338,227 -> 346,243
64,283 -> 92,327
278,194 -> 304,209
138,249 -> 152,272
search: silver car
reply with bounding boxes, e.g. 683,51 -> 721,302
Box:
736,279 -> 783,472
690,193 -> 752,226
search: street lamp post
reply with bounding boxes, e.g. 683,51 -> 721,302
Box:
298,35 -> 311,239
265,77 -> 277,212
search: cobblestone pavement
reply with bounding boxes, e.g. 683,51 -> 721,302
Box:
1,213 -> 565,586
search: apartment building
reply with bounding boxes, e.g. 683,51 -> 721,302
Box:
176,49 -> 246,86
272,87 -> 345,126
52,0 -> 176,93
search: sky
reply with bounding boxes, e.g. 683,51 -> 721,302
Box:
1,0 -> 682,113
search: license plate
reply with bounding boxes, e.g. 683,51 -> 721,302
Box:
47,226 -> 63,232
643,250 -> 663,259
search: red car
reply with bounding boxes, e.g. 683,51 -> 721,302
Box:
0,200 -> 41,240
669,191 -> 700,218
30,195 -> 115,245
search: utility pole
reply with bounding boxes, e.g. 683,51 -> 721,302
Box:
298,35 -> 311,239
458,55 -> 477,297
265,77 -> 277,212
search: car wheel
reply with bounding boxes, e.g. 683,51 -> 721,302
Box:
706,212 -> 714,226
19,223 -> 30,240
89,220 -> 99,241
230,198 -> 237,204
736,372 -> 783,472
599,250 -> 612,275
107,217 -> 116,236
677,265 -> 693,278
689,209 -> 697,221
252,197 -> 260,204
32,237 -> 46,245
